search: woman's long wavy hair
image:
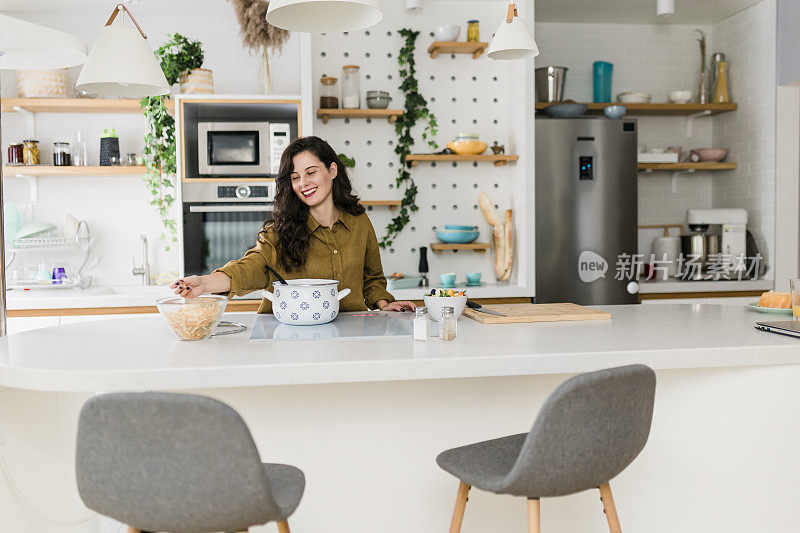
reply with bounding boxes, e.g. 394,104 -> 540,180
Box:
260,136 -> 364,271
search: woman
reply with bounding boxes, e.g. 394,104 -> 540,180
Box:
172,136 -> 416,314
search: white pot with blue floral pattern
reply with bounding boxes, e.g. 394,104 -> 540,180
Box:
263,279 -> 351,326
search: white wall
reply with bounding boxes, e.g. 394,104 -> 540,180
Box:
711,0 -> 777,277
1,6 -> 303,286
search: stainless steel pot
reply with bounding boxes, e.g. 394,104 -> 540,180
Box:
535,66 -> 568,103
680,234 -> 719,280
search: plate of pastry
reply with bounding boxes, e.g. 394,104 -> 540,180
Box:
748,291 -> 793,314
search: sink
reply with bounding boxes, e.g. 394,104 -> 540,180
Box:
85,286 -> 173,297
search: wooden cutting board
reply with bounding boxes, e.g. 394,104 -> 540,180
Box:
463,303 -> 611,324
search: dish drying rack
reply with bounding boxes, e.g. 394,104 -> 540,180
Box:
5,221 -> 97,290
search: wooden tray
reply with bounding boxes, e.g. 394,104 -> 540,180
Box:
463,303 -> 611,324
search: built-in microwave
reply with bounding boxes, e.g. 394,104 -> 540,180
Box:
197,121 -> 290,177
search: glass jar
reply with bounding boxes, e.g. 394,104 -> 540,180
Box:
53,142 -> 71,166
467,20 -> 480,42
319,75 -> 339,109
125,153 -> 138,166
341,65 -> 361,109
22,139 -> 40,166
413,307 -> 430,341
438,306 -> 457,341
7,143 -> 23,166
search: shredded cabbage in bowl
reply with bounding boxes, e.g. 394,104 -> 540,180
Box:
158,297 -> 226,341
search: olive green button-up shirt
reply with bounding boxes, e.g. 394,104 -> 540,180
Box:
215,211 -> 395,314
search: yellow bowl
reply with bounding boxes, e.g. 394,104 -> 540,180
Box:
447,140 -> 487,155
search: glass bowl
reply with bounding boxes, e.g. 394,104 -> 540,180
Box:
156,295 -> 228,341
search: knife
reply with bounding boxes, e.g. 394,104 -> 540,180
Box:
466,300 -> 507,317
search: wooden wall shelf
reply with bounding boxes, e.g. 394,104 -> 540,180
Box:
535,102 -> 737,116
406,154 -> 518,167
427,41 -> 488,59
638,162 -> 736,171
317,108 -> 402,124
3,165 -> 147,176
0,98 -> 174,114
360,200 -> 401,210
430,243 -> 490,254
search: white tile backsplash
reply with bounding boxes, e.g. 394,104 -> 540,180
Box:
712,0 -> 776,276
536,3 -> 777,276
0,7 -> 303,286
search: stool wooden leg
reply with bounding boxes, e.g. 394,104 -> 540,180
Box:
277,520 -> 291,533
527,498 -> 541,533
127,528 -> 141,533
448,481 -> 471,533
598,482 -> 622,533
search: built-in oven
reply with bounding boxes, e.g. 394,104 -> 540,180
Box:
197,121 -> 290,177
182,182 -> 274,276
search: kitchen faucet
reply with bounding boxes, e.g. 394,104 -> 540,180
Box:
132,235 -> 151,285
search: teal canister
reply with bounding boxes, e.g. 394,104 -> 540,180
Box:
593,61 -> 614,103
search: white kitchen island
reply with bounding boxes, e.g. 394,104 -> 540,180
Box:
1,304 -> 800,533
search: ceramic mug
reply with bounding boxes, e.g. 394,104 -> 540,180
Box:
263,279 -> 351,326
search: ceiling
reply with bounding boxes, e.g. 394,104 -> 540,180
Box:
0,0 -> 232,14
0,0 -> 766,23
534,0 -> 766,24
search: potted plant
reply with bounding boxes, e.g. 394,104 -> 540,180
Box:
156,33 -> 213,94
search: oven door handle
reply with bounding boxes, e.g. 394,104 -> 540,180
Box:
188,205 -> 273,213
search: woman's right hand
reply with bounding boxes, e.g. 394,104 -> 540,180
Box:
171,275 -> 207,299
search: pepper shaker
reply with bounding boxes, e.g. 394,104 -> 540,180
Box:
418,246 -> 429,287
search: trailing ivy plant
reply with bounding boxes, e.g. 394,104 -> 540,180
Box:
380,28 -> 438,248
140,33 -> 204,251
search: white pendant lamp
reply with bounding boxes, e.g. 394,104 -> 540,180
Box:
0,14 -> 87,69
487,3 -> 539,61
76,4 -> 169,98
266,0 -> 383,33
657,0 -> 674,17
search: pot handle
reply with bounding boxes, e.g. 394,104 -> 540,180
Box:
262,290 -> 275,303
336,288 -> 351,301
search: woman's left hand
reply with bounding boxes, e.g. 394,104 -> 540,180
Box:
378,300 -> 417,312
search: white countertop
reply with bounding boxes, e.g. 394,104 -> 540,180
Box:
4,285 -> 258,310
638,278 -> 773,293
4,283 -> 529,310
1,304 -> 799,392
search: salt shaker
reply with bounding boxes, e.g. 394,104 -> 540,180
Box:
439,306 -> 457,341
413,307 -> 430,341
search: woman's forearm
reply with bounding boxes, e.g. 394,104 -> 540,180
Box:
204,271 -> 232,294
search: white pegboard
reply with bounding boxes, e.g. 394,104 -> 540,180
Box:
312,0 -> 534,292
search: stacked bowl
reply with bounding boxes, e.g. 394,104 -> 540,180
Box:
436,225 -> 479,244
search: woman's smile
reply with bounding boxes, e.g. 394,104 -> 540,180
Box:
301,186 -> 318,199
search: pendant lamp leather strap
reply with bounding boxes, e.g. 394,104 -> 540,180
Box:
105,3 -> 148,39
506,3 -> 518,23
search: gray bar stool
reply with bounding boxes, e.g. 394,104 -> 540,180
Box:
76,392 -> 305,533
436,364 -> 656,533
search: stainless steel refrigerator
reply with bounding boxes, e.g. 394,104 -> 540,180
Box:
535,117 -> 638,305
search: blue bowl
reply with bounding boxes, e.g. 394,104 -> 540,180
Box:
545,103 -> 587,117
436,231 -> 479,244
603,105 -> 627,119
444,224 -> 478,231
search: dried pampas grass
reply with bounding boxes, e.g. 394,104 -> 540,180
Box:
228,0 -> 290,53
227,0 -> 291,93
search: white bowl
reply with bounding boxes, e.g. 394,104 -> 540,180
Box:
423,294 -> 467,322
434,24 -> 460,42
617,92 -> 651,104
668,90 -> 692,104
